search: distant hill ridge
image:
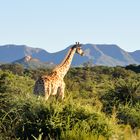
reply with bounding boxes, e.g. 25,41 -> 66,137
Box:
0,44 -> 140,66
13,55 -> 55,69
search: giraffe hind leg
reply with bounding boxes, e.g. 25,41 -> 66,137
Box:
34,78 -> 45,96
44,83 -> 51,101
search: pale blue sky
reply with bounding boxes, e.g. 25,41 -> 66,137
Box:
0,0 -> 140,52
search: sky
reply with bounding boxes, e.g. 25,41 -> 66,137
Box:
0,0 -> 140,52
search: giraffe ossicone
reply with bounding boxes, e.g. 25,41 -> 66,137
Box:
33,42 -> 84,101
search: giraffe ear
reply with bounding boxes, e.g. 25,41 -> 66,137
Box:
75,42 -> 81,48
75,42 -> 80,45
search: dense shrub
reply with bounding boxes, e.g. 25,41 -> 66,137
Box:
0,66 -> 140,140
1,94 -> 117,140
0,70 -> 34,94
118,103 -> 140,128
125,64 -> 140,73
101,77 -> 140,112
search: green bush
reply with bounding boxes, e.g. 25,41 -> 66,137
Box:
118,103 -> 140,128
101,77 -> 140,113
1,66 -> 140,140
0,70 -> 34,94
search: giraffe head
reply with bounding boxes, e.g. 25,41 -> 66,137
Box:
72,42 -> 84,56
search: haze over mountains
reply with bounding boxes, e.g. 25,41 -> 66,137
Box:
0,44 -> 140,67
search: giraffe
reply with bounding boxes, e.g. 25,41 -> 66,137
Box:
33,42 -> 84,101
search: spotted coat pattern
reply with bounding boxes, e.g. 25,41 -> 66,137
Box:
33,43 -> 84,100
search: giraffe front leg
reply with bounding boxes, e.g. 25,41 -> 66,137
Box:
59,82 -> 65,100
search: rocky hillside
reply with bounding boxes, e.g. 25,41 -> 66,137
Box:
13,55 -> 55,69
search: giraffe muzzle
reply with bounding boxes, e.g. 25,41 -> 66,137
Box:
81,52 -> 84,56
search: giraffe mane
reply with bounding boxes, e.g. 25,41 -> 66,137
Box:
53,47 -> 75,71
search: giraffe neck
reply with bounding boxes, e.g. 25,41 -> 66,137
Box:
53,48 -> 76,78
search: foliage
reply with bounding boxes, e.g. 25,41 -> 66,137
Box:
0,70 -> 34,93
125,64 -> 140,73
118,103 -> 140,128
0,66 -> 140,140
0,63 -> 24,75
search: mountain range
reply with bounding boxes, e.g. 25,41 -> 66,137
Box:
0,44 -> 140,67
